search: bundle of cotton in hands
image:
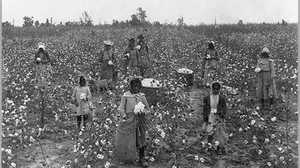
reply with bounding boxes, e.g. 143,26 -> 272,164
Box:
108,60 -> 113,65
255,67 -> 261,73
134,102 -> 145,114
80,93 -> 87,100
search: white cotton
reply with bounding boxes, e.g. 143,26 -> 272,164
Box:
177,68 -> 193,74
142,78 -> 162,88
255,67 -> 261,73
136,45 -> 141,50
80,93 -> 87,100
211,108 -> 217,114
134,102 -> 145,114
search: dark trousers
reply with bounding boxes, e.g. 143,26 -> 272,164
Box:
77,114 -> 88,129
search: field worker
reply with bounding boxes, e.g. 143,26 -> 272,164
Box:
136,34 -> 151,77
34,42 -> 52,86
114,78 -> 151,167
71,76 -> 93,130
255,47 -> 278,107
202,41 -> 220,86
203,81 -> 227,155
100,40 -> 117,89
124,38 -> 140,77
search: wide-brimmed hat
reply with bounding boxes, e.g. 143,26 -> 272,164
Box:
261,47 -> 270,54
38,42 -> 45,50
103,40 -> 114,46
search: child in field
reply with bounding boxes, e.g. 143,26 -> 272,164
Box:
136,34 -> 151,77
124,38 -> 140,77
255,47 -> 277,107
72,76 -> 92,130
97,40 -> 117,91
202,41 -> 220,86
34,42 -> 52,86
114,78 -> 150,167
203,81 -> 227,154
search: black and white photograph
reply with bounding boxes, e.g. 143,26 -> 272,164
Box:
2,0 -> 298,167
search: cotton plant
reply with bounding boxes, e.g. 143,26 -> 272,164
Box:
2,25 -> 298,168
108,60 -> 113,65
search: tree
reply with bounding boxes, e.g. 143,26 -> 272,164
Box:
112,19 -> 119,26
35,20 -> 40,27
137,7 -> 147,23
45,18 -> 50,26
2,21 -> 14,39
153,21 -> 161,26
282,19 -> 287,25
130,14 -> 140,26
80,11 -> 93,26
177,17 -> 184,26
2,21 -> 13,27
238,19 -> 243,25
23,16 -> 34,27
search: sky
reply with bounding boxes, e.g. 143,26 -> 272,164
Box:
3,0 -> 298,26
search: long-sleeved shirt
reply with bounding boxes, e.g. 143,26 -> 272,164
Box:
203,94 -> 227,123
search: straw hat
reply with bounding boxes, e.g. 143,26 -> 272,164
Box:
38,42 -> 46,50
261,47 -> 270,54
103,40 -> 114,46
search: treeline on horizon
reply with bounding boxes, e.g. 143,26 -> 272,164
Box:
2,8 -> 295,39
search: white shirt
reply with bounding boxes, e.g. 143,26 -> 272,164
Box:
209,94 -> 219,124
210,94 -> 219,110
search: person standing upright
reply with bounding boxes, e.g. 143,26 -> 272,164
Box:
34,42 -> 52,86
124,38 -> 140,77
203,81 -> 227,154
71,76 -> 93,130
136,34 -> 151,77
202,41 -> 220,86
114,78 -> 151,167
100,40 -> 117,89
255,47 -> 278,107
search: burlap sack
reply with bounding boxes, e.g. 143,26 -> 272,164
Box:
114,117 -> 138,163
